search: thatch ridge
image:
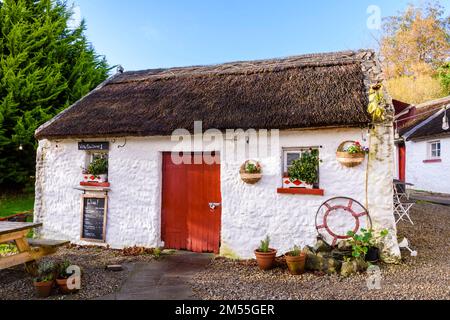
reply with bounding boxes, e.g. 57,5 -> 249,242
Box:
36,50 -> 376,140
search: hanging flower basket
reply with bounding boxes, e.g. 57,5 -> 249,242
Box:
336,141 -> 368,168
239,160 -> 262,184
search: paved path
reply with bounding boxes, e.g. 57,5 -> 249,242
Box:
97,251 -> 213,300
409,191 -> 450,206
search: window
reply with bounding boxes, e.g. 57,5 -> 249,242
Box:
279,147 -> 323,195
428,141 -> 441,159
283,149 -> 303,173
282,147 -> 320,185
90,152 -> 108,164
84,151 -> 109,174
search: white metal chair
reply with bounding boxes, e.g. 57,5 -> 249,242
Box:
393,182 -> 415,225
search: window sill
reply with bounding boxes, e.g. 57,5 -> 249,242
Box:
423,159 -> 442,163
80,182 -> 111,187
277,188 -> 324,196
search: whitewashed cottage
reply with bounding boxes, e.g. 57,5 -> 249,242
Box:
395,96 -> 450,194
34,50 -> 401,261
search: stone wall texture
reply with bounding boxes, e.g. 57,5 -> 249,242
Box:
34,127 -> 400,260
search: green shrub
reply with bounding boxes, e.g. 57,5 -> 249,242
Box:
87,158 -> 108,176
288,149 -> 320,185
346,229 -> 389,258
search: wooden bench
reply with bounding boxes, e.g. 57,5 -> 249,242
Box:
0,222 -> 69,274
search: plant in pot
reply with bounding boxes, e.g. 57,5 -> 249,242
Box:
285,245 -> 307,275
82,157 -> 108,184
254,236 -> 277,270
347,228 -> 389,263
287,149 -> 320,189
336,141 -> 369,168
33,261 -> 56,298
56,260 -> 79,294
240,160 -> 262,184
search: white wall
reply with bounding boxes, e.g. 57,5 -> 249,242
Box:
406,137 -> 450,194
35,127 -> 399,259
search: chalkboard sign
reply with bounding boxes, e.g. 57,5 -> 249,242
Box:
81,195 -> 107,242
78,142 -> 109,151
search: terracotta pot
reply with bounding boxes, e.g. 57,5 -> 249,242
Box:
33,280 -> 54,298
285,253 -> 307,275
254,249 -> 277,270
56,278 -> 78,294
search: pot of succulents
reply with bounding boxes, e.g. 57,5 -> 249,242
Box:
254,236 -> 277,270
56,260 -> 79,294
347,229 -> 388,263
239,160 -> 262,184
33,261 -> 55,298
284,246 -> 306,275
336,141 -> 369,168
82,157 -> 108,184
287,149 -> 320,189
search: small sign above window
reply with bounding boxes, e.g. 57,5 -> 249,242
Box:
78,142 -> 109,151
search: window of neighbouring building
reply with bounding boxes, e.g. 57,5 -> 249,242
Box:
428,141 -> 441,159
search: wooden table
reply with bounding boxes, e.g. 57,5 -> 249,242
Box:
0,222 -> 45,274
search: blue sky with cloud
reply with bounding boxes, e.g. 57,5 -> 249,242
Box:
71,0 -> 450,71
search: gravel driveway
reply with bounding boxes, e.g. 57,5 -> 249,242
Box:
191,202 -> 450,300
0,246 -> 156,300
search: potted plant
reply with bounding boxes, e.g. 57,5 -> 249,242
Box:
33,261 -> 55,298
285,246 -> 306,275
254,236 -> 277,270
346,228 -> 389,263
287,149 -> 320,189
336,141 -> 369,168
82,157 -> 108,184
56,260 -> 79,294
240,160 -> 262,184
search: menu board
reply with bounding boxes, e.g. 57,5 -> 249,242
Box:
81,196 -> 107,242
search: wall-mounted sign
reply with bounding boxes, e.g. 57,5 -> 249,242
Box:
80,195 -> 107,242
78,142 -> 109,151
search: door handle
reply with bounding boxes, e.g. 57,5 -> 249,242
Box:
209,203 -> 221,210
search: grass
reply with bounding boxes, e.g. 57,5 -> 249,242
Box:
0,244 -> 18,256
0,193 -> 35,243
0,193 -> 35,218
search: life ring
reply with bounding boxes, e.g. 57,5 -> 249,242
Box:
315,197 -> 372,246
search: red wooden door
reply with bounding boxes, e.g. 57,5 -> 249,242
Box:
398,144 -> 406,182
161,153 -> 221,254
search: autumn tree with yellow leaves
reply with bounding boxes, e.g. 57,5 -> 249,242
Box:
380,2 -> 450,104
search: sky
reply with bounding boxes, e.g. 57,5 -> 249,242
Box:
71,0 -> 450,71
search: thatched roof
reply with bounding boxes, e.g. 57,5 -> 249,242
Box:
36,50 -> 381,140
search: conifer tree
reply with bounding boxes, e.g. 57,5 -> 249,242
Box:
0,0 -> 110,188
